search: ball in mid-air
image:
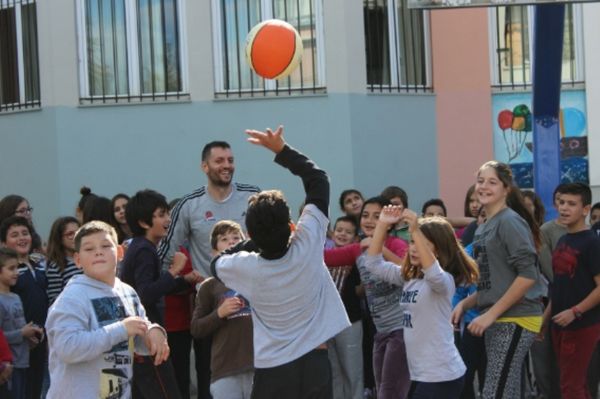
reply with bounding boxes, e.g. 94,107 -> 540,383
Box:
245,19 -> 303,80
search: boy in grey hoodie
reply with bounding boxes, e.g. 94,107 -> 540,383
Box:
45,221 -> 170,399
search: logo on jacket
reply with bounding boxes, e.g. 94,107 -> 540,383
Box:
205,211 -> 216,222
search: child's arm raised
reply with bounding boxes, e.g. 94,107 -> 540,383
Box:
403,210 -> 434,271
246,126 -> 329,216
404,209 -> 454,295
364,205 -> 404,286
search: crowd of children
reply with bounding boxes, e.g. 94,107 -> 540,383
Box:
0,128 -> 599,399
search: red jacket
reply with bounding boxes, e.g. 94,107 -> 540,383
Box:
0,330 -> 12,363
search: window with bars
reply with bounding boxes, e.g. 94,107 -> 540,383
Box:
490,4 -> 584,89
0,0 -> 40,112
76,0 -> 187,103
364,0 -> 431,93
212,0 -> 325,97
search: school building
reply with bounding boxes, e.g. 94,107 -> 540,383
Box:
1,0 -> 599,236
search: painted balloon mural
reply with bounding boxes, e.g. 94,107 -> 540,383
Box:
496,104 -> 532,162
493,91 -> 589,188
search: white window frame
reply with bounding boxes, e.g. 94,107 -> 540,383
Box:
211,0 -> 326,94
488,3 -> 584,88
387,0 -> 432,89
0,0 -> 38,108
75,0 -> 189,100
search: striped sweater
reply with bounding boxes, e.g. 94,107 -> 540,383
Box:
158,182 -> 260,277
46,258 -> 83,305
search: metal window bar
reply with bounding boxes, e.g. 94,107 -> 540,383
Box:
364,0 -> 388,91
492,4 -> 583,90
216,0 -> 324,98
0,0 -> 40,113
160,0 -> 167,100
364,0 -> 431,93
81,0 -> 185,103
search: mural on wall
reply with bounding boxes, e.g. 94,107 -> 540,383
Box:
492,90 -> 589,188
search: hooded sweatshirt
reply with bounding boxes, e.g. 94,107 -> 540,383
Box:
46,274 -> 158,399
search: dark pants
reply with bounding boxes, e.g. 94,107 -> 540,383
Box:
251,349 -> 332,399
455,325 -> 486,399
26,341 -> 45,399
531,322 -> 561,399
373,329 -> 410,399
553,323 -> 600,399
587,342 -> 600,399
193,337 -> 212,399
132,355 -> 182,399
9,368 -> 26,399
168,330 -> 192,399
409,375 -> 465,399
362,301 -> 376,391
0,381 -> 12,399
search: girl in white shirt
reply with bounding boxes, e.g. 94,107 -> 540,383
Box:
365,205 -> 478,399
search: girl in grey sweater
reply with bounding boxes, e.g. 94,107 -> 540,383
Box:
452,161 -> 544,399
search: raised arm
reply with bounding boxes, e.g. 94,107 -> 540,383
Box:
364,205 -> 404,285
246,126 -> 329,216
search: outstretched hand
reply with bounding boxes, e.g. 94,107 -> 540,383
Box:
245,126 -> 286,153
379,205 -> 403,226
402,209 -> 419,233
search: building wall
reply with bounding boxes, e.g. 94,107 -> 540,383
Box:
431,8 -> 494,216
0,0 -> 438,238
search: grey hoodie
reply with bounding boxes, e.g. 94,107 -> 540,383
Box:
46,274 -> 156,399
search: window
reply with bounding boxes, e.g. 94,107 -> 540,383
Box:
76,0 -> 187,103
490,4 -> 584,89
212,0 -> 325,97
364,0 -> 431,93
0,0 -> 40,112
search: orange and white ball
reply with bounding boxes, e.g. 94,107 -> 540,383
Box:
245,19 -> 303,80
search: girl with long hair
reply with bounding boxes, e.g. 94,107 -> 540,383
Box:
452,161 -> 543,399
365,206 -> 478,398
110,194 -> 132,243
45,217 -> 82,305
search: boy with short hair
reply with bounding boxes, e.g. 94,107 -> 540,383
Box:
191,220 -> 253,399
45,221 -> 170,399
589,202 -> 600,226
328,216 -> 364,399
421,198 -> 447,218
331,216 -> 359,248
543,182 -> 600,399
211,127 -> 350,398
121,189 -> 197,326
121,189 -> 200,398
0,216 -> 48,399
0,247 -> 42,399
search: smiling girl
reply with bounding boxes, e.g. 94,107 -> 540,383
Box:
452,161 -> 543,399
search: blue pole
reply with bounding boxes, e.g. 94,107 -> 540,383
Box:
532,4 -> 565,221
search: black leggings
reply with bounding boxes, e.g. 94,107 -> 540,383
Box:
251,349 -> 332,399
409,375 -> 465,399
